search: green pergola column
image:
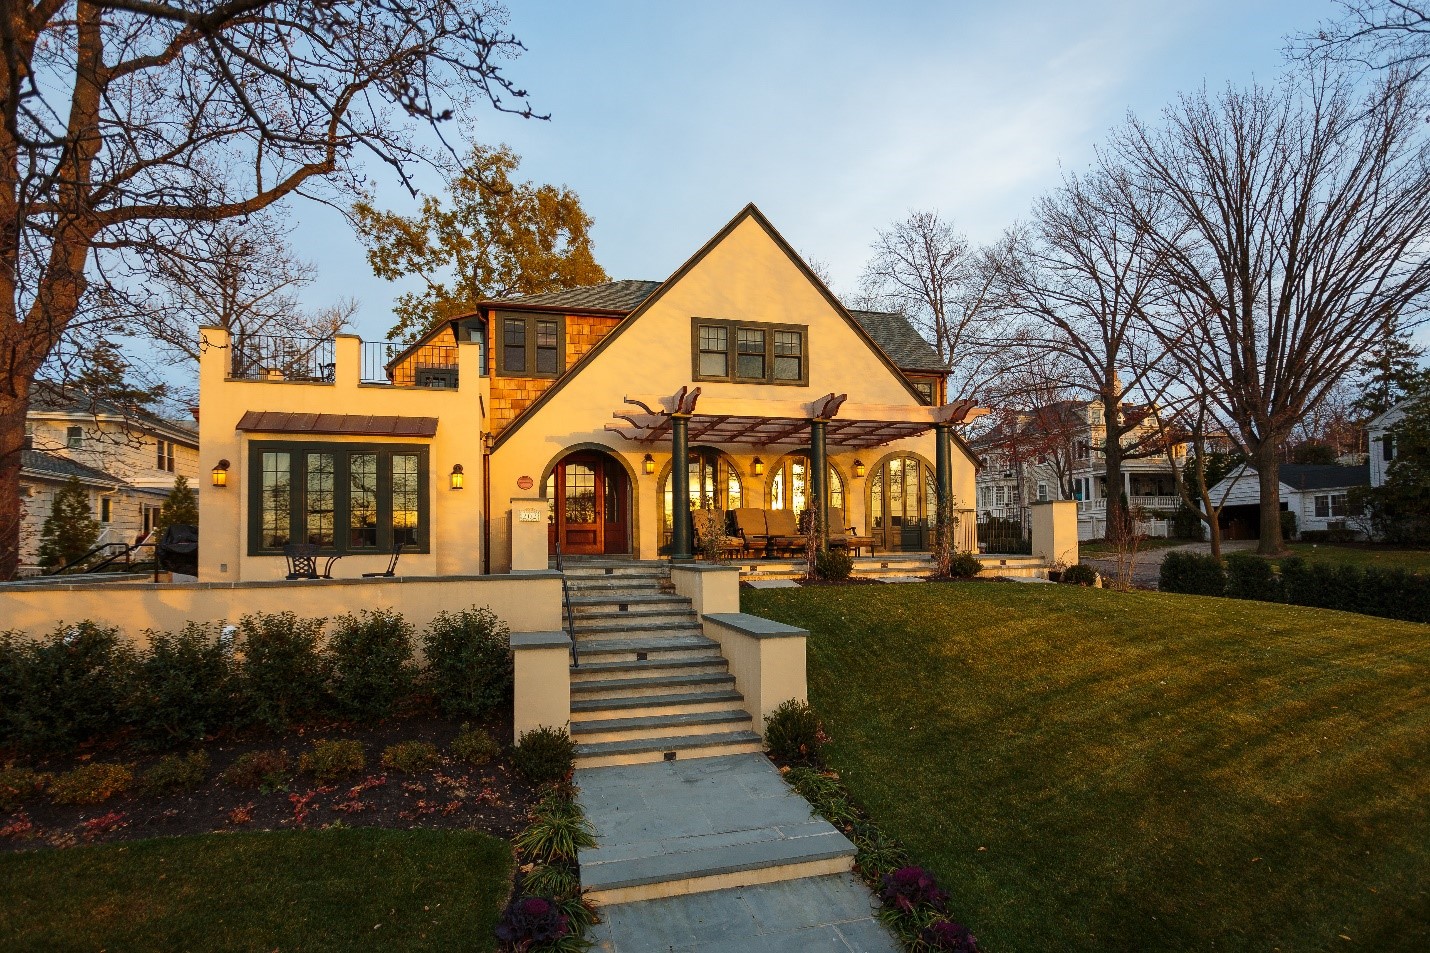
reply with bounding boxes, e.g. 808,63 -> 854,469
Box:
810,418 -> 828,545
935,422 -> 953,513
670,414 -> 692,560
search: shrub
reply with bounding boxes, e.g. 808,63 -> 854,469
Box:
450,724 -> 501,765
299,739 -> 365,782
815,547 -> 853,582
1280,510 -> 1299,541
879,865 -> 948,914
514,788 -> 596,864
421,607 -> 512,719
511,726 -> 574,784
1059,563 -> 1098,586
326,609 -> 414,722
128,623 -> 236,750
0,622 -> 135,753
380,741 -> 439,774
764,698 -> 826,764
49,762 -> 134,805
1171,506 -> 1205,541
920,921 -> 982,952
1225,552 -> 1281,602
237,612 -> 326,731
945,552 -> 983,580
494,895 -> 571,949
219,749 -> 291,789
0,766 -> 49,812
140,751 -> 210,796
1158,551 -> 1226,596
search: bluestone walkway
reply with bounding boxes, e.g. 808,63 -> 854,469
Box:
577,754 -> 901,953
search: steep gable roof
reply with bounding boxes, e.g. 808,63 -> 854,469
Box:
490,204 -> 933,451
502,279 -> 662,312
847,310 -> 945,373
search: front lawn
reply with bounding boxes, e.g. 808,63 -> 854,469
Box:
746,583 -> 1430,952
0,828 -> 512,952
1283,541 -> 1430,573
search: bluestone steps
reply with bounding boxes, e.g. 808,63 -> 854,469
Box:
562,561 -> 759,766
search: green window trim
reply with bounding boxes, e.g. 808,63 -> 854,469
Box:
247,441 -> 431,556
690,318 -> 809,386
495,311 -> 565,379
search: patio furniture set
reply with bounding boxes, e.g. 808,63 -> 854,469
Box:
283,543 -> 404,580
692,507 -> 875,559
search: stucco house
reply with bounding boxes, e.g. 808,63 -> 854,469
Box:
20,385 -> 199,573
1205,463 -> 1371,540
196,205 -> 984,580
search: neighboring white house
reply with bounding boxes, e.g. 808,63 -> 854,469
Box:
1365,399 -> 1420,489
973,399 -> 1226,541
1205,463 -> 1370,540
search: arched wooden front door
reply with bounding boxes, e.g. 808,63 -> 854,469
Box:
546,452 -> 630,556
868,454 -> 936,551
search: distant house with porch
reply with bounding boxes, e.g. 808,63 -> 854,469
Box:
196,204 -> 984,580
1206,463 -> 1371,540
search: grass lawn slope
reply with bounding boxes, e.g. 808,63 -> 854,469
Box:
745,582 -> 1430,952
0,828 -> 511,952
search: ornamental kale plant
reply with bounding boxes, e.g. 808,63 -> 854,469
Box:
920,920 -> 981,952
880,866 -> 949,914
494,894 -> 570,949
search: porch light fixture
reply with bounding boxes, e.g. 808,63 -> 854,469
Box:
853,459 -> 866,478
642,453 -> 656,476
752,456 -> 764,476
450,463 -> 465,490
211,460 -> 230,488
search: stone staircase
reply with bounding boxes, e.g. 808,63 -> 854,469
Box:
561,561 -> 762,768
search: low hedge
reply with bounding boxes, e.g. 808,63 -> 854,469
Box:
1160,551 -> 1430,624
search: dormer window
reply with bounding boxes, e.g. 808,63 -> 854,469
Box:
496,312 -> 564,378
691,318 -> 807,386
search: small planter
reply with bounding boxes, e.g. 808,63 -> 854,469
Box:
1046,569 -> 1063,583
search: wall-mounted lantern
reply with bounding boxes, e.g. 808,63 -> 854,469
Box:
642,453 -> 656,476
211,459 -> 230,488
450,463 -> 465,490
853,459 -> 866,478
752,456 -> 765,476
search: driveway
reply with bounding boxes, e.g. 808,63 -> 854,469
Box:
1082,539 -> 1259,589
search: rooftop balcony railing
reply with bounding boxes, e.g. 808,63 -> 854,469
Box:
227,333 -> 462,389
360,340 -> 459,387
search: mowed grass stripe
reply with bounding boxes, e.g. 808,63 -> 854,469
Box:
745,582 -> 1430,952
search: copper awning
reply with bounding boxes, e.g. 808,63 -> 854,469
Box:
605,389 -> 985,452
235,411 -> 438,438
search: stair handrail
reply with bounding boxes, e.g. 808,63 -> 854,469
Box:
48,540 -> 160,580
551,534 -> 580,668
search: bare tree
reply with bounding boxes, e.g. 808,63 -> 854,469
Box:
998,171 -> 1179,542
1111,73 -> 1430,554
858,211 -> 1009,398
114,216 -> 356,387
0,1 -> 538,578
1297,1 -> 1430,87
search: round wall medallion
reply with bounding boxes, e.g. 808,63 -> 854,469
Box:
516,475 -> 535,491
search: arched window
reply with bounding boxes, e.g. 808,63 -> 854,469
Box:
868,453 -> 936,551
660,449 -> 745,539
766,454 -> 844,514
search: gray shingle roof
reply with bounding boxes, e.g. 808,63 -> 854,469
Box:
29,381 -> 197,441
494,284 -> 945,374
21,448 -> 123,486
504,280 -> 663,312
847,310 -> 946,373
1279,464 -> 1370,491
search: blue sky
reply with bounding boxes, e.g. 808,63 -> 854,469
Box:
290,0 -> 1342,341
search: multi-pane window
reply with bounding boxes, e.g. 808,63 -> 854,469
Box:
911,379 -> 934,405
496,313 -> 564,377
66,425 -> 84,449
250,444 -> 428,554
1314,493 -> 1348,519
156,439 -> 176,472
691,319 -> 808,385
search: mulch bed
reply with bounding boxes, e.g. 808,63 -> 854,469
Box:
1,712 -> 538,853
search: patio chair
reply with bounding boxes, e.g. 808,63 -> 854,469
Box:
362,542 -> 404,578
283,543 -> 341,580
692,509 -> 744,560
731,508 -> 771,557
826,506 -> 875,557
764,508 -> 804,557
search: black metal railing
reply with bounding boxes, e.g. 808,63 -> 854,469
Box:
977,508 -> 1032,555
229,334 -> 336,382
361,341 -> 459,388
551,533 -> 580,668
48,541 -> 160,581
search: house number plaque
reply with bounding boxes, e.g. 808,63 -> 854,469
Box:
518,510 -> 543,522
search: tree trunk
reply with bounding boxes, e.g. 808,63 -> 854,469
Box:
0,387 -> 31,580
1102,395 -> 1128,544
1252,442 -> 1284,555
1199,483 -> 1223,560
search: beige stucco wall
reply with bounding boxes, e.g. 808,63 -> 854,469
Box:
1030,500 -> 1079,567
0,572 -> 562,646
487,213 -> 978,569
197,329 -> 488,581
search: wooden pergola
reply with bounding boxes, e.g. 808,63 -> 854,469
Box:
605,388 -> 986,559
